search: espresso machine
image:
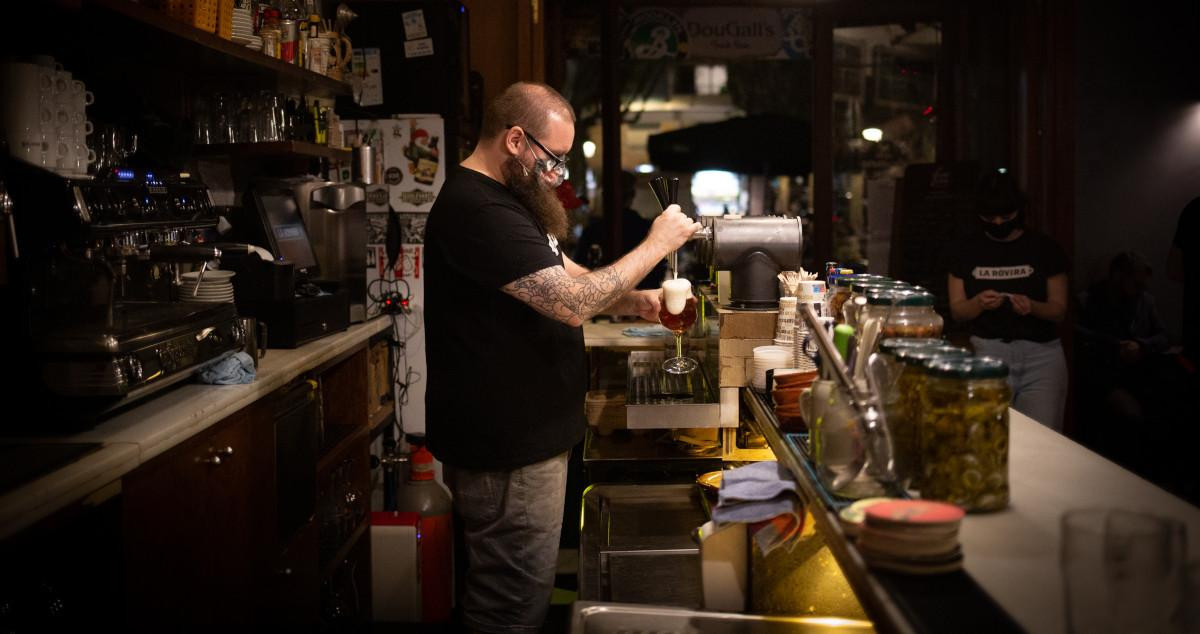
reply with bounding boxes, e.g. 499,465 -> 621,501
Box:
295,180 -> 367,323
0,159 -> 246,421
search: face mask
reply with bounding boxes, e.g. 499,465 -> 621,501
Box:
981,212 -> 1022,239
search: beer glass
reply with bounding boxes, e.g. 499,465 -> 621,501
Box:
659,278 -> 698,374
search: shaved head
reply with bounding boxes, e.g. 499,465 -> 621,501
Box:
480,82 -> 575,140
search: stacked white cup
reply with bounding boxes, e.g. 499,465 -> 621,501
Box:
775,296 -> 798,348
0,60 -> 94,177
752,345 -> 792,390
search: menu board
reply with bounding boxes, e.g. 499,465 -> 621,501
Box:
889,162 -> 979,305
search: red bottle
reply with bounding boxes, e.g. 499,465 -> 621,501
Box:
397,445 -> 453,622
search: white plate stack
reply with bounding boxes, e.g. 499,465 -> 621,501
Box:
752,345 -> 792,390
230,7 -> 255,42
180,270 -> 235,304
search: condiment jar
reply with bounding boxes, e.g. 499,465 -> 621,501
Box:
885,344 -> 969,490
846,280 -> 909,328
880,291 -> 944,339
919,356 -> 1011,512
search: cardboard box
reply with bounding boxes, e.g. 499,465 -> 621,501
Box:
716,308 -> 778,340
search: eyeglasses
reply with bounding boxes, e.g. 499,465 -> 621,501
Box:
507,124 -> 569,174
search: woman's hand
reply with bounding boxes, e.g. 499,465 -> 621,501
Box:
1008,293 -> 1032,315
977,290 -> 1006,310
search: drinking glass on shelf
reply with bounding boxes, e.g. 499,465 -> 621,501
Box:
659,278 -> 698,374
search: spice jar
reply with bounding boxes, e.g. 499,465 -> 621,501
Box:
846,280 -> 908,327
880,291 -> 944,339
885,344 -> 969,490
919,356 -> 1011,512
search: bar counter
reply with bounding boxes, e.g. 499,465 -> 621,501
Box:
0,316 -> 392,540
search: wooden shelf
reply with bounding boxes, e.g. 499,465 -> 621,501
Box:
83,0 -> 351,99
322,515 -> 369,578
194,141 -> 352,161
369,401 -> 395,434
317,425 -> 367,476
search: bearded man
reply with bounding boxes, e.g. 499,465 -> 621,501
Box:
423,82 -> 700,632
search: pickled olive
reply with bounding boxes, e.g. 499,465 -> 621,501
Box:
919,364 -> 1011,512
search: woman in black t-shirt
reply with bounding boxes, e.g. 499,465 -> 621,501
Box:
947,172 -> 1070,431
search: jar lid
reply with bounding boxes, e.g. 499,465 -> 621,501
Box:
852,280 -> 908,294
879,337 -> 946,353
895,291 -> 936,307
894,344 -> 969,366
866,287 -> 921,305
833,274 -> 870,288
925,355 -> 1010,379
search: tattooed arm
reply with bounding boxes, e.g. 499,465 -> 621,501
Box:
503,204 -> 702,327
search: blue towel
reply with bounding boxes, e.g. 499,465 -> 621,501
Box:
712,462 -> 804,555
195,351 -> 257,385
621,325 -> 671,337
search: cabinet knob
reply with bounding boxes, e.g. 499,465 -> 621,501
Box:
197,446 -> 234,465
277,567 -> 293,576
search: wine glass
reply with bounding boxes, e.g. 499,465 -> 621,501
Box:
659,278 -> 698,374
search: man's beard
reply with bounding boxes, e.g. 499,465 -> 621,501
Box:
502,156 -> 568,240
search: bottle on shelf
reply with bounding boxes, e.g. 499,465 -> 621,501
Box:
396,441 -> 452,623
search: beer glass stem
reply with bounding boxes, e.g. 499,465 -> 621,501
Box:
675,333 -> 683,358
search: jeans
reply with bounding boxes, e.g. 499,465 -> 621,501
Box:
446,452 -> 568,633
970,337 -> 1068,432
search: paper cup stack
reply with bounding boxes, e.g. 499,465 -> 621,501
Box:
854,499 -> 965,575
180,270 -> 235,304
752,345 -> 792,390
774,296 -> 797,347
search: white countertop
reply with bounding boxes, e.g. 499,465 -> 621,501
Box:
961,410 -> 1200,634
0,317 -> 392,540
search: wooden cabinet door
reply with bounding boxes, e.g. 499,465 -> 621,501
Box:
122,401 -> 274,625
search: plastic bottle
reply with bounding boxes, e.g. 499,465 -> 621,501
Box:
396,444 -> 453,623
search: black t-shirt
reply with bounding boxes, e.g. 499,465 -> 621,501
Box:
1173,198 -> 1199,357
949,230 -> 1069,342
424,166 -> 586,470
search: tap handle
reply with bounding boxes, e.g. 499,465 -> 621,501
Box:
667,177 -> 679,205
648,176 -> 669,211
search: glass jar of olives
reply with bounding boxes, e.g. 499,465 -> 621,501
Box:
885,344 -> 970,490
919,356 -> 1012,512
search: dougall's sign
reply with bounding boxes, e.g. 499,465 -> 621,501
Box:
623,7 -> 811,61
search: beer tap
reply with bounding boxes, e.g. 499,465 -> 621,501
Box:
649,176 -> 681,279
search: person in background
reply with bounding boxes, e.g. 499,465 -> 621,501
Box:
574,170 -> 668,290
1168,196 -> 1198,364
947,171 -> 1070,431
423,81 -> 701,633
1076,251 -> 1170,465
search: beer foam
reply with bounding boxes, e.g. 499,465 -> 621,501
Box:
663,278 -> 692,314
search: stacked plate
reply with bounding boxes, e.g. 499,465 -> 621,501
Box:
230,7 -> 261,49
854,499 -> 965,575
752,345 -> 792,390
180,270 -> 235,304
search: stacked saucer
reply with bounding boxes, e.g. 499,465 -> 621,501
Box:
856,499 -> 965,575
180,270 -> 235,304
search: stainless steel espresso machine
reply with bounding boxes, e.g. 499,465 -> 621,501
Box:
0,159 -> 246,422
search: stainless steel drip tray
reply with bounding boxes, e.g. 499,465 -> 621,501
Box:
570,602 -> 875,634
626,351 -> 720,429
579,484 -> 708,609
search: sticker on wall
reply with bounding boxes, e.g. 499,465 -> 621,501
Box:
402,9 -> 428,40
404,38 -> 434,59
